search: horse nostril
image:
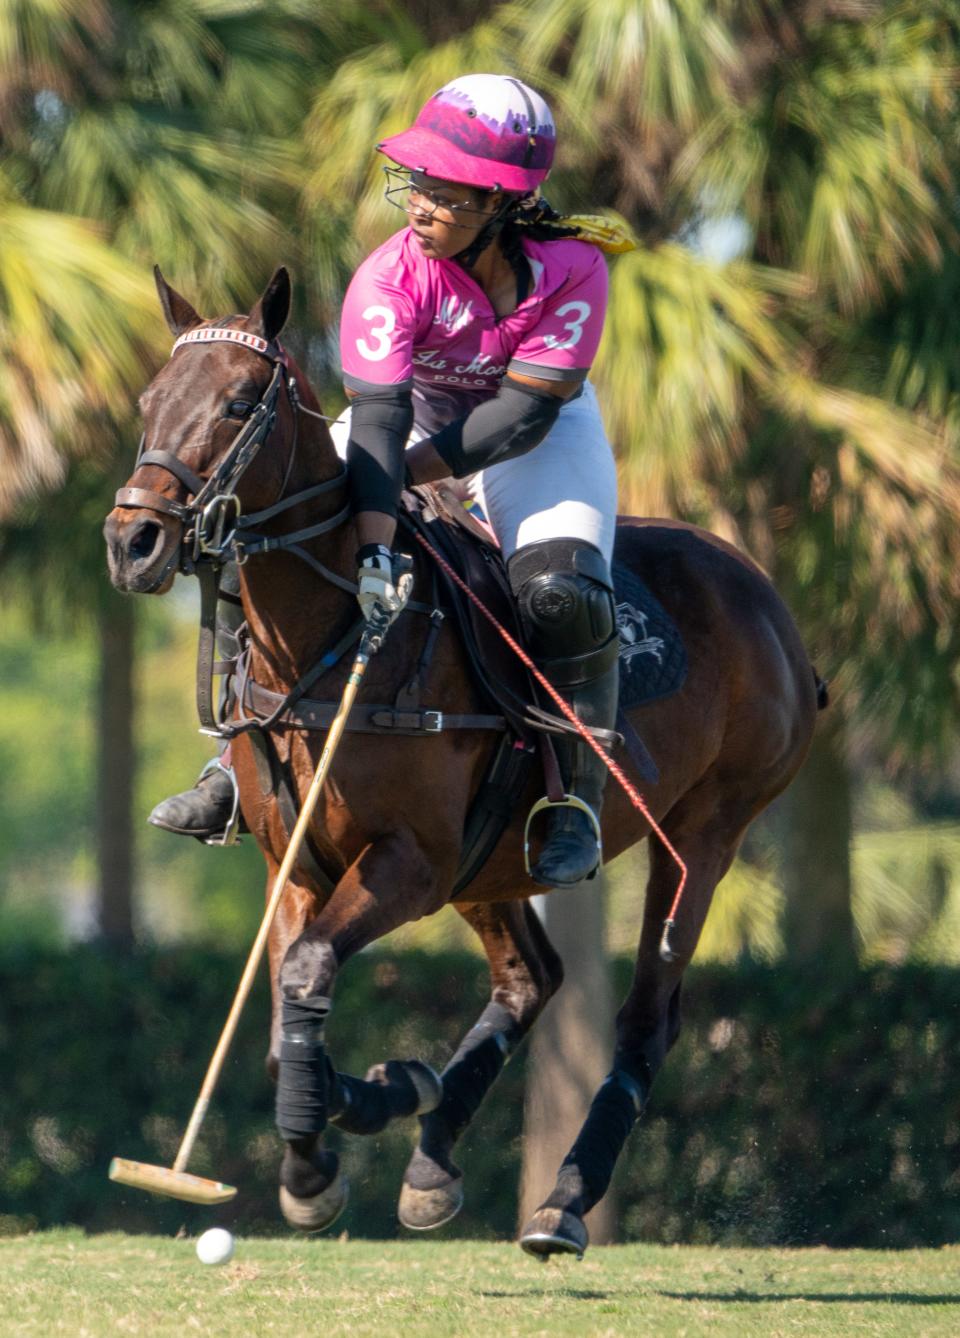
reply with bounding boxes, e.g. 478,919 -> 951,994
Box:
128,519 -> 162,561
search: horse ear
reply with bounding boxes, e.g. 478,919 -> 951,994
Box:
154,266 -> 203,336
249,267 -> 291,342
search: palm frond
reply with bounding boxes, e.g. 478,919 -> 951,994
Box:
505,0 -> 738,134
0,184 -> 162,517
595,242 -> 804,515
301,21 -> 519,251
675,9 -> 949,310
39,109 -> 299,304
0,0 -> 111,125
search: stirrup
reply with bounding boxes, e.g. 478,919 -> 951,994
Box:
523,794 -> 603,877
198,758 -> 243,848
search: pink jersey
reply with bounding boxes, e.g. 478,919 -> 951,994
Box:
339,228 -> 608,434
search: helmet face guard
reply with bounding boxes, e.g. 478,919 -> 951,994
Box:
378,73 -> 555,194
382,166 -> 503,228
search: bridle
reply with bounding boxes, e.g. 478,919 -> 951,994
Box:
114,325 -> 351,583
114,324 -> 355,732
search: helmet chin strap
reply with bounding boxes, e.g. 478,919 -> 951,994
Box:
453,196 -> 517,270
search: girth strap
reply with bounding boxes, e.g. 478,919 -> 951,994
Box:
246,729 -> 338,895
242,677 -> 506,735
451,735 -> 536,897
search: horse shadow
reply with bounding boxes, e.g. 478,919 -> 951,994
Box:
478,1289 -> 612,1301
659,1290 -> 960,1305
476,1286 -> 960,1306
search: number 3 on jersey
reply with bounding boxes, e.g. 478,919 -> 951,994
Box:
543,300 -> 592,352
356,305 -> 396,361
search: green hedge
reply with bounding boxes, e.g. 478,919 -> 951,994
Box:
2,946 -> 959,1245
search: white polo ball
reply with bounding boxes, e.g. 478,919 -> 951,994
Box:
195,1227 -> 235,1265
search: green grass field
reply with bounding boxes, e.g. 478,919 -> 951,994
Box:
2,1232 -> 960,1337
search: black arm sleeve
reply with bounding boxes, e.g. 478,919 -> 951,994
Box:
346,387 -> 414,519
428,380 -> 563,479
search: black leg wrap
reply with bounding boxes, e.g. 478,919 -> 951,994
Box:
275,996 -> 331,1141
546,1069 -> 648,1215
331,1061 -> 424,1136
421,1001 -> 517,1152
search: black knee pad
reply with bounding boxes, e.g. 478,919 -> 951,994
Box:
508,539 -> 619,688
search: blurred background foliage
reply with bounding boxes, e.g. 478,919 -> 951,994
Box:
4,947 -> 960,1248
5,0 -> 960,1243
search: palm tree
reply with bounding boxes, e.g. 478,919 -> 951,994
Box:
681,3 -> 960,964
503,0 -> 960,965
0,0 -> 379,942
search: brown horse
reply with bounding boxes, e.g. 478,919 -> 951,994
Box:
104,267 -> 821,1258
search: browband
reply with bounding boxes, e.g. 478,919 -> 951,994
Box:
171,327 -> 278,359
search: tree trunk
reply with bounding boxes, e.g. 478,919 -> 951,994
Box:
779,707 -> 857,964
519,878 -> 617,1243
95,595 -> 136,946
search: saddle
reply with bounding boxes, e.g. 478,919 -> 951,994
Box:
399,482 -> 663,776
221,483 -> 668,898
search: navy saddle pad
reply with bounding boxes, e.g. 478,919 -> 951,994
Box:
612,560 -> 687,710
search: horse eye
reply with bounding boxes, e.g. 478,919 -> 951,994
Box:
226,399 -> 254,419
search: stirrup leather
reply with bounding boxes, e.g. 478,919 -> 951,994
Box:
523,794 -> 603,877
199,758 -> 243,848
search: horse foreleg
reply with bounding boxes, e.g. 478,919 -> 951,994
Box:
399,898 -> 563,1231
275,828 -> 445,1232
519,812 -> 744,1259
266,875 -> 440,1132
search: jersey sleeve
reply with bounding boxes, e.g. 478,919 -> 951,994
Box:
339,241 -> 419,392
509,243 -> 608,383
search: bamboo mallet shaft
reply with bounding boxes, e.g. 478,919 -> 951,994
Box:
171,638 -> 375,1175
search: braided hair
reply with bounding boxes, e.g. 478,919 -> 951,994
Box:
455,193 -> 580,274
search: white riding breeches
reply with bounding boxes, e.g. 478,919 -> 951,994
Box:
328,380 -> 618,565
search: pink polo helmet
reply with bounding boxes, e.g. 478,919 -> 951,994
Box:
378,73 -> 556,194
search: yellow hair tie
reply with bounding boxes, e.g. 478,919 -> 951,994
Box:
558,211 -> 639,255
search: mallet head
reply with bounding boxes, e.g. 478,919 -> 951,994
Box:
108,1157 -> 236,1205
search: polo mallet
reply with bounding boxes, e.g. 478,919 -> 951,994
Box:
109,612 -> 391,1205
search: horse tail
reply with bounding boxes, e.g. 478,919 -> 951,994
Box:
812,667 -> 829,710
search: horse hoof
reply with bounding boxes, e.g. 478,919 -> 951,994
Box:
518,1207 -> 588,1261
363,1059 -> 443,1115
398,1175 -> 464,1230
279,1169 -> 349,1233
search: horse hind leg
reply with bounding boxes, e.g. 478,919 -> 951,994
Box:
519,810 -> 745,1259
329,1059 -> 443,1133
398,898 -> 563,1231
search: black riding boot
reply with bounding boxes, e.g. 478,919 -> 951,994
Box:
530,661 -> 619,888
148,757 -> 240,842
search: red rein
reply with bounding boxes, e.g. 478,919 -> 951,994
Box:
412,531 -> 688,963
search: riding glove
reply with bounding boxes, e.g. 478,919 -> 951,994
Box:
356,544 -> 413,628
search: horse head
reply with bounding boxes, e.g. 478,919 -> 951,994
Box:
105,266 -> 340,595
